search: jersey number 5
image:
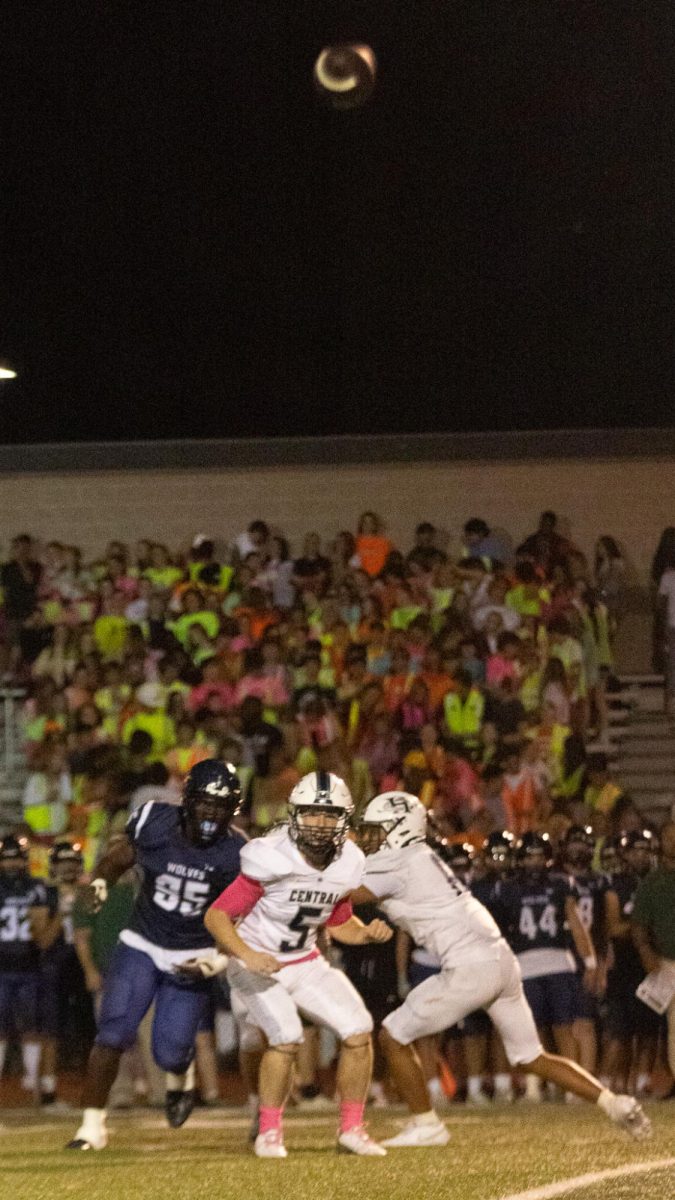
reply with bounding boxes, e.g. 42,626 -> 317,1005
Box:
153,873 -> 210,916
280,905 -> 323,953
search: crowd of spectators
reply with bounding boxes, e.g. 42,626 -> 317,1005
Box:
0,511 -> 635,873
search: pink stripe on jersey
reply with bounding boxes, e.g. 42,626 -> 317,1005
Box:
210,874 -> 264,918
325,898 -> 353,928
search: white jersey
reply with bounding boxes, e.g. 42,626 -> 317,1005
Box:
236,827 -> 365,965
363,841 -> 502,969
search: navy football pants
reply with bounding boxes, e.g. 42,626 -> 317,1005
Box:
96,942 -> 210,1073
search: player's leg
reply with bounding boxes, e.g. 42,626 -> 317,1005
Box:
487,943 -> 651,1139
285,957 -> 385,1155
377,964 -> 506,1146
490,1028 -> 514,1102
463,1012 -> 491,1105
38,956 -> 63,1105
66,944 -> 161,1150
152,973 -> 211,1128
16,971 -> 42,1101
226,959 -> 304,1157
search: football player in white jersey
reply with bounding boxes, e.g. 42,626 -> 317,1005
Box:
352,792 -> 652,1148
205,771 -> 392,1159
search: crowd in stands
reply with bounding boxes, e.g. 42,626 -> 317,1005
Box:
1,509 -> 674,1107
0,513 -> 632,863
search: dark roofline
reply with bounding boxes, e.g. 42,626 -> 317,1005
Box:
0,427 -> 670,475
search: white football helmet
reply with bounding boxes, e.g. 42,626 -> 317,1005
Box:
287,771 -> 354,865
359,791 -> 427,854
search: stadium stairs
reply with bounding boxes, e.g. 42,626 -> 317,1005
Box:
601,674 -> 675,828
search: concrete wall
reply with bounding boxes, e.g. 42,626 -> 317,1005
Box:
0,453 -> 671,577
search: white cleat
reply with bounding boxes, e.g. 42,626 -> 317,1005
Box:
382,1119 -> 450,1148
606,1095 -> 652,1140
254,1130 -> 288,1158
65,1126 -> 108,1151
338,1125 -> 387,1156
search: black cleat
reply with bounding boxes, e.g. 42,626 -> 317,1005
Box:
248,1107 -> 260,1144
65,1139 -> 93,1150
165,1089 -> 196,1129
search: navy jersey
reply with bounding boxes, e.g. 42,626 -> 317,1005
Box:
0,874 -> 48,970
470,876 -> 508,933
499,872 -> 575,956
125,801 -> 244,951
608,871 -> 643,978
569,869 -> 609,956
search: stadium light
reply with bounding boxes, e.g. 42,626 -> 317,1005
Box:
0,359 -> 18,379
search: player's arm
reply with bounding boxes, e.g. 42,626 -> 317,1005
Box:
29,902 -> 61,951
73,927 -> 103,994
605,888 -> 630,940
83,834 -> 137,911
204,874 -> 281,976
325,897 -> 392,946
565,894 -> 598,987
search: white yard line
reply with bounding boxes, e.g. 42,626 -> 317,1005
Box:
495,1157 -> 675,1200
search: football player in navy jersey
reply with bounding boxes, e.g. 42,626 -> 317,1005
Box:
38,841 -> 89,1107
66,759 -> 244,1151
560,825 -> 611,1076
0,834 -> 49,1098
604,830 -> 661,1095
498,832 -> 597,1099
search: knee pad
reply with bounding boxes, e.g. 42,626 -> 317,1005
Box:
343,1031 -> 372,1050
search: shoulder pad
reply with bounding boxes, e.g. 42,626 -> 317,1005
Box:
240,837 -> 294,884
127,801 -> 177,849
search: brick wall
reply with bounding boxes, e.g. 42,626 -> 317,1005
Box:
0,455 -> 670,578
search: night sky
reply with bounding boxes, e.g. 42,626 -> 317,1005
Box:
2,2 -> 674,443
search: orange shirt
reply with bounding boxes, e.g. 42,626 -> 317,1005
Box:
356,535 -> 392,578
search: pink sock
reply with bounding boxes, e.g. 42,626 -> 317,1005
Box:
340,1100 -> 365,1133
258,1106 -> 284,1135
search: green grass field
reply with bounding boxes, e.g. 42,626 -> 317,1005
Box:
0,1104 -> 673,1200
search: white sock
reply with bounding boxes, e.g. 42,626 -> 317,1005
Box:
494,1073 -> 513,1096
412,1110 -> 441,1127
166,1061 -> 195,1092
525,1074 -> 542,1098
596,1088 -> 615,1115
636,1073 -> 650,1093
428,1077 -> 444,1102
0,1041 -> 7,1076
41,1074 -> 56,1093
247,1092 -> 259,1111
467,1075 -> 483,1099
78,1107 -> 107,1139
21,1041 -> 41,1089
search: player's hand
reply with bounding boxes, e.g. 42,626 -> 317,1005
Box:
241,948 -> 282,976
362,919 -> 393,944
174,954 -> 229,980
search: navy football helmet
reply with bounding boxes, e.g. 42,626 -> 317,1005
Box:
483,830 -> 515,871
514,831 -> 553,873
562,824 -> 595,869
0,834 -> 29,873
618,829 -> 657,876
49,840 -> 84,882
182,759 -> 242,847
